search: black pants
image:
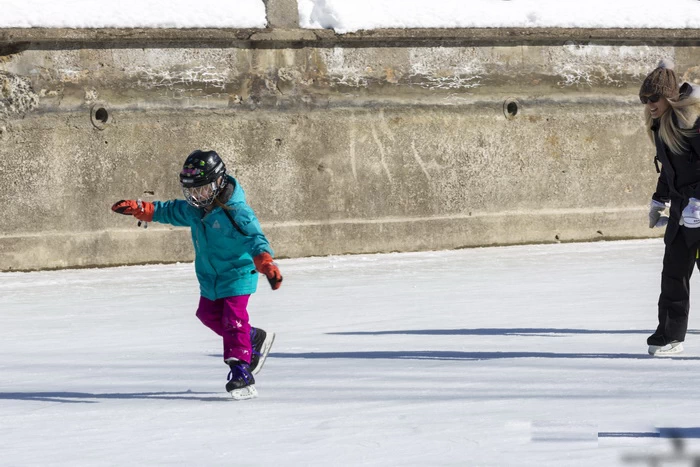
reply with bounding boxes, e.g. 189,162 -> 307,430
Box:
653,229 -> 699,343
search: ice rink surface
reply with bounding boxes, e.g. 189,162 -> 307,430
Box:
2,239 -> 700,466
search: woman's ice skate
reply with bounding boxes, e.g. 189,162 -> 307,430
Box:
648,341 -> 684,357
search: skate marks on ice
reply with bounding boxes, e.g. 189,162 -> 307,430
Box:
210,327 -> 700,361
270,350 -> 700,361
0,390 -> 228,403
329,327 -> 700,337
208,350 -> 700,361
318,327 -> 700,360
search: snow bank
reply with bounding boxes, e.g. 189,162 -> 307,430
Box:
299,0 -> 700,33
5,0 -> 700,32
0,0 -> 266,28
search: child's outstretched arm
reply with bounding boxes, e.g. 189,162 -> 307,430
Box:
111,199 -> 195,227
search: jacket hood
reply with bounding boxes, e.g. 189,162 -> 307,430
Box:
675,82 -> 700,129
226,175 -> 246,205
203,175 -> 245,213
680,82 -> 700,100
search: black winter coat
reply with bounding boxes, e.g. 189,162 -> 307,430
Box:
651,114 -> 700,246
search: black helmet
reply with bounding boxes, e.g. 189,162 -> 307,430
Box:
179,150 -> 228,208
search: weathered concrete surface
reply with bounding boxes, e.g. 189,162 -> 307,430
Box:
3,27 -> 700,45
264,0 -> 300,29
1,28 -> 695,270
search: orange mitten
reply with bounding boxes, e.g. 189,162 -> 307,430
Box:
111,199 -> 154,222
254,252 -> 283,290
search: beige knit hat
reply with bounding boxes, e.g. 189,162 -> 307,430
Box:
640,59 -> 680,101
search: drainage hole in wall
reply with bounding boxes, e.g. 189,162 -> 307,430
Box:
91,104 -> 112,129
95,108 -> 109,123
503,98 -> 521,120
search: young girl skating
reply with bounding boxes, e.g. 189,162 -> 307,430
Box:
112,149 -> 281,399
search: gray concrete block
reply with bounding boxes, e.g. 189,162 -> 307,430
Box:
264,0 -> 299,29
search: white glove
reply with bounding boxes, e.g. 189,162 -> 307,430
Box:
649,199 -> 669,228
682,198 -> 700,228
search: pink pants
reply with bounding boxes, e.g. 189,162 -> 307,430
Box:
195,295 -> 252,364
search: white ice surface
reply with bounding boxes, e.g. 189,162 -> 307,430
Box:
2,239 -> 700,466
0,0 -> 266,28
299,0 -> 700,33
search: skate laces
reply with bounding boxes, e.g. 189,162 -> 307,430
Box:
251,329 -> 260,357
251,327 -> 266,357
228,363 -> 252,384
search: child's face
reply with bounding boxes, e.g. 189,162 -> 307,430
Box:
183,176 -> 223,208
190,183 -> 214,204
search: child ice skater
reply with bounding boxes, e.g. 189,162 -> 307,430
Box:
643,60 -> 700,356
111,149 -> 282,399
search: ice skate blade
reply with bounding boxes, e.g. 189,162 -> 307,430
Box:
648,342 -> 684,357
229,385 -> 258,400
252,332 -> 275,376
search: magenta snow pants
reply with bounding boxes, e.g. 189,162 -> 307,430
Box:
196,295 -> 252,364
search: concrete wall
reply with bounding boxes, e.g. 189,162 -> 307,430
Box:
2,27 -> 699,271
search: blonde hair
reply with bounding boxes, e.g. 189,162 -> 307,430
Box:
645,94 -> 700,155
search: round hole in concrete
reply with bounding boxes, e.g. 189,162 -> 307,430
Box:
95,108 -> 108,123
503,98 -> 521,120
90,103 -> 111,129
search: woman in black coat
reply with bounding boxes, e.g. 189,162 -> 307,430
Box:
644,60 -> 700,356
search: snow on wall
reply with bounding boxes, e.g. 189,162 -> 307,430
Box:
0,0 -> 266,28
548,45 -> 678,88
299,0 -> 700,33
3,0 -> 700,31
311,44 -> 679,91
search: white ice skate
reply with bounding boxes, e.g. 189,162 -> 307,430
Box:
225,359 -> 258,400
229,385 -> 258,401
250,328 -> 275,376
648,341 -> 684,357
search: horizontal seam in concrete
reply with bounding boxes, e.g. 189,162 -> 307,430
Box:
0,228 -> 181,239
0,207 -> 646,239
263,207 -> 646,228
24,98 -> 645,116
2,27 -> 700,47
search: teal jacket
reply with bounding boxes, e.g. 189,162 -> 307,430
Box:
152,176 -> 273,300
